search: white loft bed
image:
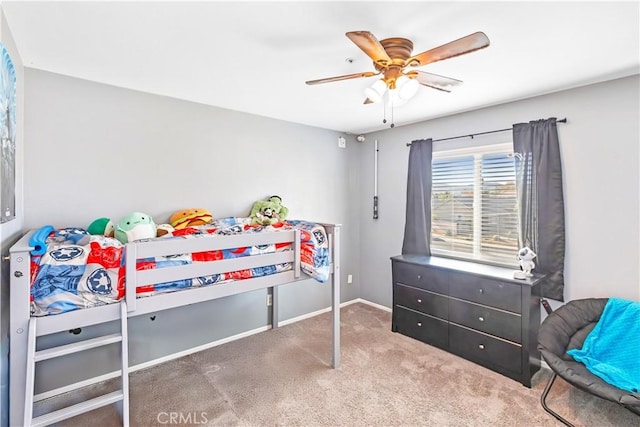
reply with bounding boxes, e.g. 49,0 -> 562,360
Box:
9,223 -> 341,427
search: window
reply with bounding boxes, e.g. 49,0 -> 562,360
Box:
431,143 -> 519,267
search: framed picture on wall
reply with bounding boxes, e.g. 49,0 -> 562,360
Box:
0,42 -> 17,223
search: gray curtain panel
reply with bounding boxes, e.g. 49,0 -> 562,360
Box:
402,138 -> 433,256
513,118 -> 565,301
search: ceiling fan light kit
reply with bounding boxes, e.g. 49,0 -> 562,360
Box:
395,75 -> 420,100
364,75 -> 420,105
364,79 -> 387,103
306,30 -> 490,127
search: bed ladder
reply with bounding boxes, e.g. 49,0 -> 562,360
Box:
23,301 -> 130,427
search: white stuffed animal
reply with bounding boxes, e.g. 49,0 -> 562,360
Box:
517,247 -> 537,277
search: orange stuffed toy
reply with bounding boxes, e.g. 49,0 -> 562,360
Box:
169,208 -> 213,230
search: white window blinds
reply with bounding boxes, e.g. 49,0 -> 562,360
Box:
431,143 -> 519,267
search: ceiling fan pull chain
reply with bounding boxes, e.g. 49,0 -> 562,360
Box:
382,95 -> 387,125
391,99 -> 395,128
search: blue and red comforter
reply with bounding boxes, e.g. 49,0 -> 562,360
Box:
29,218 -> 329,316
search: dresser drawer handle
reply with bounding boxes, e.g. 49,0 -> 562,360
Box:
478,316 -> 485,322
478,288 -> 484,294
417,274 -> 421,280
478,344 -> 485,350
417,299 -> 422,303
417,322 -> 422,327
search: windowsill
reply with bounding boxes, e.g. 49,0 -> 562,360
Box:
392,254 -> 545,285
429,251 -> 519,270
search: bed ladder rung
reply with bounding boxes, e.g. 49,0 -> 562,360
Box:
24,301 -> 130,426
34,333 -> 122,362
31,391 -> 123,427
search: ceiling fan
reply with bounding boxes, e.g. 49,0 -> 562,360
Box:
306,31 -> 490,104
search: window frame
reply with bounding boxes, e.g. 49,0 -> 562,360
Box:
431,142 -> 519,268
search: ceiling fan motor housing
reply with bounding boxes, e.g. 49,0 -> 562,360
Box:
375,38 -> 415,88
379,38 -> 414,63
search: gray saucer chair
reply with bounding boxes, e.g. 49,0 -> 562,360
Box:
537,298 -> 640,426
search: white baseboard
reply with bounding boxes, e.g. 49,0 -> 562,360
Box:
275,298 -> 390,326
35,298 -> 390,402
276,306 -> 332,327
350,298 -> 392,312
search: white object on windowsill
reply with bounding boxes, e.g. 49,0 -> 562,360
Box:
515,246 -> 537,280
513,270 -> 527,280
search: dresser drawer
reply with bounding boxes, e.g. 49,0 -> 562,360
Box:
395,284 -> 449,320
449,324 -> 522,374
393,306 -> 448,349
449,299 -> 521,343
449,272 -> 521,312
393,262 -> 448,294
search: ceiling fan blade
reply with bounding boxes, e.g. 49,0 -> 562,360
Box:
413,70 -> 463,92
305,71 -> 378,85
405,31 -> 490,67
346,31 -> 392,67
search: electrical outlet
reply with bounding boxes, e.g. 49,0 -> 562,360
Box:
267,294 -> 273,306
347,274 -> 353,284
338,136 -> 346,148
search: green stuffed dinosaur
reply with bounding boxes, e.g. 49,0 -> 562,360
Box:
250,195 -> 289,226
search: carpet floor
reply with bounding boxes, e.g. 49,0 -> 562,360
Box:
37,302 -> 639,426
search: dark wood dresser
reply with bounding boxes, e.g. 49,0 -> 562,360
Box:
391,254 -> 546,387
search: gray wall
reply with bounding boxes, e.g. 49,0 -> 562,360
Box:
357,75 -> 640,308
0,10 -> 24,427
22,69 -> 361,393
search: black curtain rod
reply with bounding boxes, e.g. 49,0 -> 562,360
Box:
406,117 -> 567,146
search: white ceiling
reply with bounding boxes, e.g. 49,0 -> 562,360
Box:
2,1 -> 639,134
